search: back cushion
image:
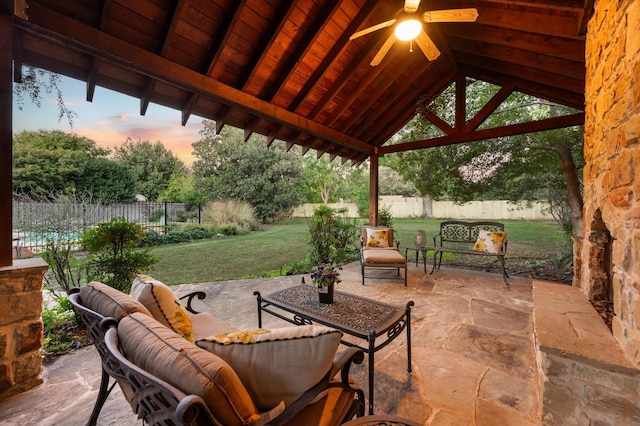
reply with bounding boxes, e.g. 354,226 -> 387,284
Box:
130,274 -> 194,341
79,281 -> 151,321
119,313 -> 260,426
197,325 -> 342,410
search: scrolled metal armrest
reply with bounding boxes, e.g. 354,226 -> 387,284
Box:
178,291 -> 207,314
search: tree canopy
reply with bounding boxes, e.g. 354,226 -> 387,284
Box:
386,79 -> 584,236
192,122 -> 304,222
12,130 -> 136,201
112,138 -> 187,201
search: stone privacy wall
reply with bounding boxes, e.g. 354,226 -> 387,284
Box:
582,0 -> 640,366
0,258 -> 48,401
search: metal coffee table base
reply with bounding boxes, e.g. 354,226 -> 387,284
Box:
255,285 -> 413,415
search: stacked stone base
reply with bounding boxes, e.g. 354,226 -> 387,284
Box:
533,281 -> 640,425
0,259 -> 48,401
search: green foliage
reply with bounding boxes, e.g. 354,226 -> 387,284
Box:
306,206 -> 359,265
201,199 -> 259,230
378,205 -> 393,228
12,130 -> 136,202
158,174 -> 203,211
112,139 -> 187,201
386,78 -> 583,235
42,297 -> 89,358
192,122 -> 304,222
83,217 -> 157,292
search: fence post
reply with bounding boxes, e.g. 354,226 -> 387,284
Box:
198,204 -> 202,225
164,202 -> 168,234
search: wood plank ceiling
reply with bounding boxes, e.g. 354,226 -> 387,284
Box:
13,0 -> 592,165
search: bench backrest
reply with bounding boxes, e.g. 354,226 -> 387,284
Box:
437,221 -> 505,244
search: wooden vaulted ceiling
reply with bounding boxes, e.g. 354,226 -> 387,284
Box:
13,0 -> 592,165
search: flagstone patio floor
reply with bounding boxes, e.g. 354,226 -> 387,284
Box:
0,262 -> 548,425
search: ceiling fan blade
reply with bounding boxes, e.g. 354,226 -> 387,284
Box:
350,18 -> 396,40
423,8 -> 479,23
371,34 -> 397,66
404,0 -> 421,13
415,30 -> 441,61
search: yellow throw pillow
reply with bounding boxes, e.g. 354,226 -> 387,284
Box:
365,228 -> 390,248
197,325 -> 342,410
130,274 -> 194,342
473,230 -> 507,254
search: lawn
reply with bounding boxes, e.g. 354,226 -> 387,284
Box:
148,217 -> 572,285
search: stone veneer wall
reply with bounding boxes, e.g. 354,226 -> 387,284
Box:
582,0 -> 640,366
0,258 -> 48,401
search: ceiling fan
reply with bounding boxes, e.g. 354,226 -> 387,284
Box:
350,0 -> 478,66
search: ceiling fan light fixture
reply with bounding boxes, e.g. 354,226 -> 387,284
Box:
395,19 -> 422,41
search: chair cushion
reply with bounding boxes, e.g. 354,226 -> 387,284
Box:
130,274 -> 194,341
363,249 -> 406,263
365,227 -> 390,248
119,312 -> 261,426
473,230 -> 507,254
191,312 -> 239,341
196,325 -> 342,410
79,281 -> 151,321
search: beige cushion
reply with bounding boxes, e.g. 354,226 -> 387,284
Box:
119,312 -> 260,426
473,230 -> 507,254
365,227 -> 390,248
79,281 -> 151,321
191,312 -> 239,341
197,325 -> 342,410
363,249 -> 406,263
130,274 -> 194,341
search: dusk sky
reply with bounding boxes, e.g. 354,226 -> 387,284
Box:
13,74 -> 205,166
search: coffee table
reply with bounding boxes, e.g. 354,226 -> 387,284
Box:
254,284 -> 414,415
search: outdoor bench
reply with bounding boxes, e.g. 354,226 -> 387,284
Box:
430,220 -> 509,285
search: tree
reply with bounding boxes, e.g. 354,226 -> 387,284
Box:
387,79 -> 584,237
12,130 -> 136,202
192,122 -> 304,222
157,174 -> 203,210
112,138 -> 187,201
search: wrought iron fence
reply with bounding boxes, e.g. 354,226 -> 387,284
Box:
12,201 -> 202,253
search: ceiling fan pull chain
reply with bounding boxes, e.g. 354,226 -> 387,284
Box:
410,39 -> 414,52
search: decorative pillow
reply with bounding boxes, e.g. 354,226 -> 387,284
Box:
130,274 -> 194,342
118,313 -> 261,426
473,230 -> 507,254
79,281 -> 151,321
365,228 -> 390,248
196,325 -> 342,410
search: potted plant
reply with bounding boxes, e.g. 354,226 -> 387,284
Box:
310,264 -> 342,304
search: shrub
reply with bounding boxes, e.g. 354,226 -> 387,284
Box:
378,205 -> 393,228
83,217 -> 158,292
307,206 -> 358,265
202,199 -> 258,230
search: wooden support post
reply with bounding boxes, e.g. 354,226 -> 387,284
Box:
0,7 -> 14,267
368,153 -> 378,226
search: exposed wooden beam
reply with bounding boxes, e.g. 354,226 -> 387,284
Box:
455,75 -> 465,131
486,0 -> 584,11
577,0 -> 596,35
0,11 -> 13,266
441,24 -> 585,62
291,0 -> 380,114
381,112 -> 585,154
11,12 -> 369,154
86,57 -> 99,102
449,36 -> 585,80
261,1 -> 341,103
475,5 -> 586,38
421,109 -> 454,135
463,85 -> 514,131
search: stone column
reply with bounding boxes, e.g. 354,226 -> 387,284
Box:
0,259 -> 48,401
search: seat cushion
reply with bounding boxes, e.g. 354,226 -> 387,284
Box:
191,312 -> 239,341
119,312 -> 261,426
362,249 -> 406,263
197,325 -> 342,410
79,281 -> 151,321
130,274 -> 194,341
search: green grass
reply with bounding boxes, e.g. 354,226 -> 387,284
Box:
146,217 -> 572,285
148,219 -> 310,284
